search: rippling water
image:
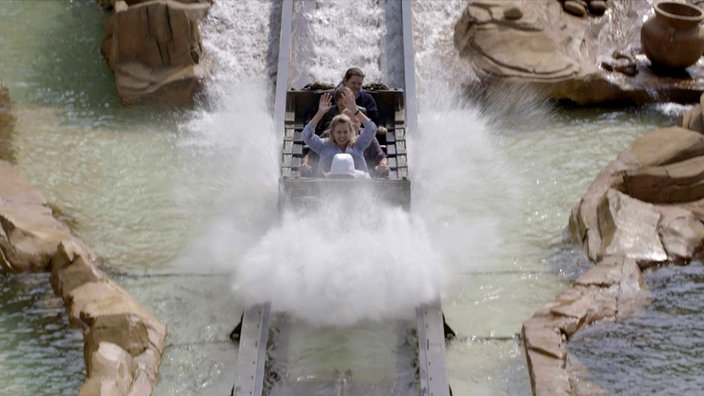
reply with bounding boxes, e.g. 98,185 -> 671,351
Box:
0,272 -> 84,395
0,0 -> 699,395
569,262 -> 704,395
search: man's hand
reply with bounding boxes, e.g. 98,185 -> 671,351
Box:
340,89 -> 357,113
299,155 -> 313,176
374,162 -> 389,177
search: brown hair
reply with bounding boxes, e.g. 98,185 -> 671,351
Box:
333,86 -> 352,103
343,67 -> 365,82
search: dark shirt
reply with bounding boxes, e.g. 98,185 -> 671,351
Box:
303,91 -> 352,136
337,84 -> 384,127
355,89 -> 383,128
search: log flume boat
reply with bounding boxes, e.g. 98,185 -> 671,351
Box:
279,85 -> 410,210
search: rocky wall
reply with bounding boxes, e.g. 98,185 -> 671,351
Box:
0,160 -> 167,395
454,1 -> 704,392
523,94 -> 704,395
99,0 -> 212,107
454,0 -> 704,105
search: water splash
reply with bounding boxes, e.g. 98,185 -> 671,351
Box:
171,1 -> 280,272
411,86 -> 524,278
411,1 -> 525,277
172,79 -> 280,273
233,194 -> 446,326
654,102 -> 692,118
412,0 -> 479,96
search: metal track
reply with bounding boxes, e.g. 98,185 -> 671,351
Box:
232,303 -> 272,396
416,302 -> 451,396
401,0 -> 418,136
273,0 -> 294,134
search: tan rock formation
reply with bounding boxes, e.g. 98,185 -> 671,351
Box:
522,256 -> 648,396
524,121 -> 704,395
454,0 -> 704,105
454,0 -> 589,82
569,126 -> 704,264
0,160 -> 167,395
101,0 -> 211,106
0,161 -> 79,271
680,94 -> 704,133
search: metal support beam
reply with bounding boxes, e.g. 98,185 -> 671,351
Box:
233,303 -> 271,396
401,0 -> 418,135
416,301 -> 450,396
273,0 -> 294,134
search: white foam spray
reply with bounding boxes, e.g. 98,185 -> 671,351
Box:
171,1 -> 280,271
289,0 -> 384,87
409,0 -> 525,279
234,194 -> 445,326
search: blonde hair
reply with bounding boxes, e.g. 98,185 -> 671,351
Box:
326,114 -> 357,148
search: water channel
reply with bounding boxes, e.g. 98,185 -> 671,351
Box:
0,1 -> 702,395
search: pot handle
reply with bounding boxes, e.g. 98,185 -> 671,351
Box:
667,26 -> 676,43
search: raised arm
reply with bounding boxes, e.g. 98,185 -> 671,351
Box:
355,118 -> 377,151
308,92 -> 333,128
302,93 -> 334,153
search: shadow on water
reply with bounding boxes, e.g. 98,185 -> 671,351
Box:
544,232 -> 594,283
0,108 -> 15,163
461,79 -> 685,136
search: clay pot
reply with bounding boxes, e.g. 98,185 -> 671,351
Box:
641,1 -> 704,70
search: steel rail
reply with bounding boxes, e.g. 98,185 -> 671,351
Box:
232,0 -> 293,394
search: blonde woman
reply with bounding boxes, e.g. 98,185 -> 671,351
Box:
302,89 -> 377,177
